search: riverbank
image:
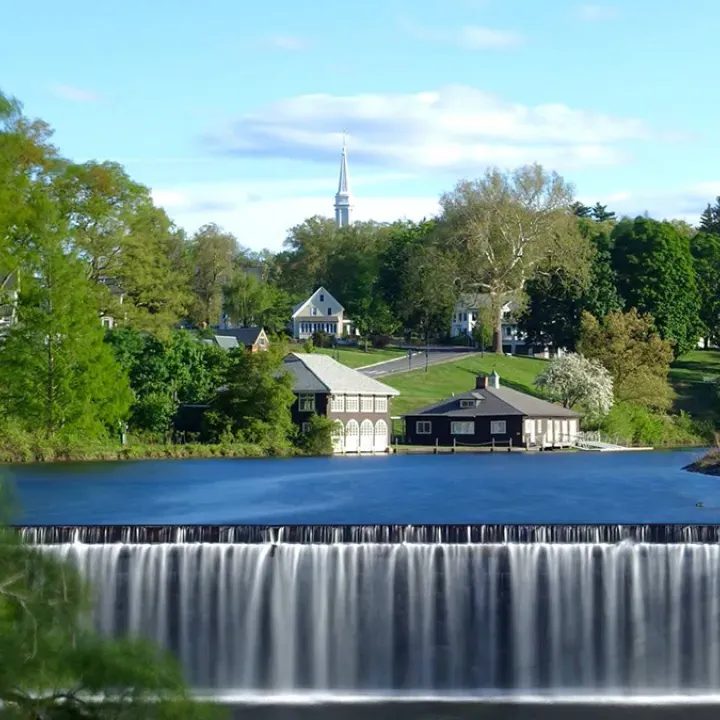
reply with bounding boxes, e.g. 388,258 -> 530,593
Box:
0,441 -> 302,464
685,449 -> 720,476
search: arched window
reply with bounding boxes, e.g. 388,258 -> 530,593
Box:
331,420 -> 344,453
345,420 -> 360,452
374,419 -> 388,452
360,419 -> 374,451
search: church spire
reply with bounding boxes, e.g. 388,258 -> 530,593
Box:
334,132 -> 353,228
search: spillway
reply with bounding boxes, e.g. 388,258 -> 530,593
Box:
18,524 -> 720,696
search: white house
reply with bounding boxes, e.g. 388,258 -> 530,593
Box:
290,287 -> 356,340
450,293 -> 560,359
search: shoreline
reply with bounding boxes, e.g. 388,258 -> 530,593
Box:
685,449 -> 720,476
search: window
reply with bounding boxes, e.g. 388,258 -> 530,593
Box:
320,294 -> 324,301
298,394 -> 315,412
416,420 -> 432,434
311,307 -> 318,316
459,399 -> 475,408
328,307 -> 332,315
330,395 -> 345,412
360,396 -> 374,412
345,395 -> 359,412
258,336 -> 267,347
451,421 -> 474,435
490,420 -> 507,435
536,419 -> 542,433
374,396 -> 388,413
301,422 -> 311,433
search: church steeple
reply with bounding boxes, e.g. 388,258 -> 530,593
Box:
334,133 -> 353,228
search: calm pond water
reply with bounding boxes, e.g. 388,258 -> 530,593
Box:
4,448 -> 717,525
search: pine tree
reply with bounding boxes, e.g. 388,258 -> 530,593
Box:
591,203 -> 616,222
699,196 -> 720,235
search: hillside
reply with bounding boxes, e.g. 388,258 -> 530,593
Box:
669,349 -> 720,423
383,353 -> 549,416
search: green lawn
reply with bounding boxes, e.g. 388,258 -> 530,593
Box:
292,346 -> 405,369
384,353 -> 549,415
669,349 -> 720,422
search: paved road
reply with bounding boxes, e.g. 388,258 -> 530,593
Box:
359,347 -> 477,378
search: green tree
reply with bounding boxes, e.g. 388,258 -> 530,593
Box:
189,224 -> 237,327
56,162 -> 189,335
0,192 -> 132,441
699,196 -> 720,235
223,271 -> 273,327
611,217 -> 702,357
0,502 -> 223,719
208,344 -> 296,449
296,414 -> 335,455
577,309 -> 675,411
570,201 -> 591,218
690,231 -> 720,346
106,328 -> 227,434
438,164 -> 589,352
591,203 -> 616,222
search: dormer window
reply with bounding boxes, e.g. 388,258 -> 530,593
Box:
459,399 -> 476,408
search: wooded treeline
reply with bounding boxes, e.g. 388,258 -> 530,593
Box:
2,89 -> 719,457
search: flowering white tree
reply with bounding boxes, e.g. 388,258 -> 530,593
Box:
535,352 -> 614,419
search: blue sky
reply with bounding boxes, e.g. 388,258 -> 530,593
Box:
3,0 -> 720,250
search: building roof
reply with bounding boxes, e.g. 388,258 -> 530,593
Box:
283,353 -> 399,396
292,287 -> 345,318
212,327 -> 265,346
404,381 -> 580,419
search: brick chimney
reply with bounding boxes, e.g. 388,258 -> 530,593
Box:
475,374 -> 489,390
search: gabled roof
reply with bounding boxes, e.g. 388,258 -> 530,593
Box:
213,327 -> 266,346
404,384 -> 580,418
283,353 -> 399,396
292,287 -> 344,318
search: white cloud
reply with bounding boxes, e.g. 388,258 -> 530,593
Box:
581,181 -> 720,223
206,85 -> 654,173
50,84 -> 101,103
457,25 -> 523,48
266,34 -> 307,50
575,4 -> 618,21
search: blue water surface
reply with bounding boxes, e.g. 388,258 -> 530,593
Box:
5,449 -> 717,525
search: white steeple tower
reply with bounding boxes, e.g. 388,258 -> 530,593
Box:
334,132 -> 353,228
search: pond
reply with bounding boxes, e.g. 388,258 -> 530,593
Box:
5,448 -> 716,525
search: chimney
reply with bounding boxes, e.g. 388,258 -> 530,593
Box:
489,370 -> 500,389
475,374 -> 489,390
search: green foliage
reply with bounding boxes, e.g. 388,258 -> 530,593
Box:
106,328 -> 228,434
595,402 -> 710,448
690,232 -> 720,344
578,309 -> 675,411
699,196 -> 720,236
207,344 -> 297,450
0,213 -> 132,441
611,217 -> 702,357
302,339 -> 314,353
0,500 -> 226,719
296,414 -> 335,455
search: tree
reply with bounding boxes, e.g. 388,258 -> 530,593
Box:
577,309 -> 675,411
534,353 -> 613,420
223,271 -> 274,327
400,243 -> 458,348
207,344 -> 296,449
690,232 -> 720,346
611,217 -> 702,357
519,219 -> 622,351
699,196 -> 720,235
0,498 -> 224,719
295,414 -> 335,455
591,203 -> 616,222
0,191 -> 132,441
438,164 -> 588,352
189,224 -> 237,327
570,201 -> 591,218
106,328 -> 228,435
56,162 -> 190,335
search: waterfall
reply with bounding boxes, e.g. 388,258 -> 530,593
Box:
39,540 -> 720,694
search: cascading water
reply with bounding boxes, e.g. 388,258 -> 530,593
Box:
21,524 -> 720,696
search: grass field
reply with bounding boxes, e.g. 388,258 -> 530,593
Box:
292,346 -> 405,369
383,353 -> 549,415
669,349 -> 720,422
